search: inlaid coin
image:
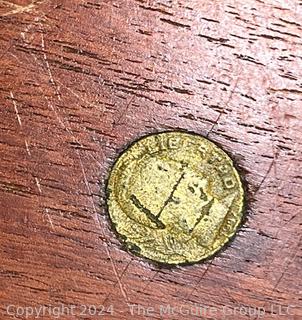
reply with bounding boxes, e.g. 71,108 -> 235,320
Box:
106,131 -> 245,265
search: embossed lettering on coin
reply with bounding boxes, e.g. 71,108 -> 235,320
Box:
107,131 -> 245,265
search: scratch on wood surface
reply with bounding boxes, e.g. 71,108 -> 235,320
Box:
112,95 -> 135,129
255,147 -> 279,193
272,235 -> 301,293
35,177 -> 42,194
10,91 -> 32,157
38,91 -> 123,280
41,33 -> 62,101
35,177 -> 52,228
24,140 -> 31,156
43,94 -> 67,130
101,257 -> 133,306
7,35 -> 104,120
77,152 -> 129,304
41,91 -> 103,167
55,78 -> 104,112
139,270 -> 159,295
207,72 -> 241,137
10,91 -> 22,127
41,83 -> 124,294
44,208 -> 55,231
35,177 -> 55,231
0,0 -> 46,17
185,260 -> 213,301
222,286 -> 240,305
254,233 -> 302,317
8,52 -> 22,65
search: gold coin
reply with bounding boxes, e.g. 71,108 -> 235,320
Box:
106,131 -> 245,265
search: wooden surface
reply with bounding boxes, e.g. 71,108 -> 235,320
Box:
0,1 -> 301,319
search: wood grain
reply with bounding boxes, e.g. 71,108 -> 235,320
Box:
0,0 -> 301,319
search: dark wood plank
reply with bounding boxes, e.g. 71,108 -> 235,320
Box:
0,0 -> 301,319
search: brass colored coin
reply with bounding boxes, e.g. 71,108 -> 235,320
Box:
107,131 -> 245,265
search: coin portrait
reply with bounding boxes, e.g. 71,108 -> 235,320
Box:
106,131 -> 245,265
